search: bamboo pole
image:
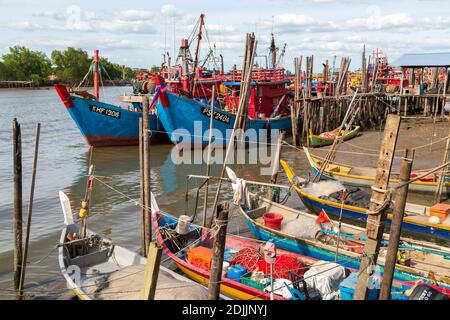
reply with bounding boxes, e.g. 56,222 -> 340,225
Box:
13,119 -> 22,295
379,149 -> 414,300
202,85 -> 216,227
139,118 -> 146,256
142,96 -> 151,253
18,123 -> 40,300
208,202 -> 229,300
434,126 -> 450,203
207,33 -> 257,228
188,174 -> 291,189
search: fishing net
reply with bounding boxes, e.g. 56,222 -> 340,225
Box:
230,247 -> 307,279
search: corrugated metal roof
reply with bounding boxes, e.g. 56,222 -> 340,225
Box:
392,52 -> 450,67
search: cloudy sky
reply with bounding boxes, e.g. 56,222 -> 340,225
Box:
1,0 -> 449,71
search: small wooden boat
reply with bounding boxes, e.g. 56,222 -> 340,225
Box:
304,147 -> 450,194
281,160 -> 450,241
238,191 -> 450,289
308,126 -> 360,148
58,191 -> 209,300
152,209 -> 426,300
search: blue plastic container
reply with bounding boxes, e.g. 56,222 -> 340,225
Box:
226,265 -> 247,282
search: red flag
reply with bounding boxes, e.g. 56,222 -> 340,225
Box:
342,189 -> 346,201
316,209 -> 331,224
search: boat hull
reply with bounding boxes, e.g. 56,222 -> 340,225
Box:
308,155 -> 450,194
156,91 -> 292,146
60,95 -> 168,147
308,126 -> 360,148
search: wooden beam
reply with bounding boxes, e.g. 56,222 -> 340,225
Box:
354,114 -> 401,300
141,242 -> 163,300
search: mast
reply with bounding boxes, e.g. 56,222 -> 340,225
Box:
193,14 -> 205,75
270,33 -> 276,69
93,49 -> 99,101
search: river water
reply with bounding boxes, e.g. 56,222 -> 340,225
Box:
1,86 -> 447,300
0,86 -> 308,299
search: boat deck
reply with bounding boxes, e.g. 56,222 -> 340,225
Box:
81,263 -> 208,300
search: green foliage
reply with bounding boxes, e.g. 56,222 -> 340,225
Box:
150,65 -> 161,73
0,61 -> 14,80
51,47 -> 91,84
1,46 -> 51,82
0,45 -> 138,85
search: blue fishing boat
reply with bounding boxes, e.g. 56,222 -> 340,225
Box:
54,84 -> 167,147
280,160 -> 450,241
155,90 -> 292,146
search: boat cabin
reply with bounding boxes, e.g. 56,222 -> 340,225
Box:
222,81 -> 290,119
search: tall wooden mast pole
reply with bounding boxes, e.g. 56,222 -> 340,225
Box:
93,49 -> 99,101
193,14 -> 205,74
354,114 -> 401,300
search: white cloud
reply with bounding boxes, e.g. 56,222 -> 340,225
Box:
7,21 -> 42,31
114,10 -> 155,21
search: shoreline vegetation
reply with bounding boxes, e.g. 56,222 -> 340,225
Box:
0,46 -> 142,88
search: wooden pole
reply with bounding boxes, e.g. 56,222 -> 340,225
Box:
13,118 -> 23,294
208,202 -> 229,300
354,114 -> 401,300
379,149 -> 414,300
202,86 -> 216,227
292,57 -> 300,146
434,126 -> 450,203
142,96 -> 151,253
18,123 -> 41,300
141,242 -> 163,300
139,118 -> 146,256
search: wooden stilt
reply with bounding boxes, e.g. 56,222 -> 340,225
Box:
18,123 -> 41,300
208,202 -> 229,300
13,119 -> 22,295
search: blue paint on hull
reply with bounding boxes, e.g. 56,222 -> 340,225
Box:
156,91 -> 292,145
308,166 -> 449,241
66,96 -> 167,146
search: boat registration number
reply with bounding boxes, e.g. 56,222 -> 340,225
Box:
89,105 -> 121,119
201,106 -> 230,125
